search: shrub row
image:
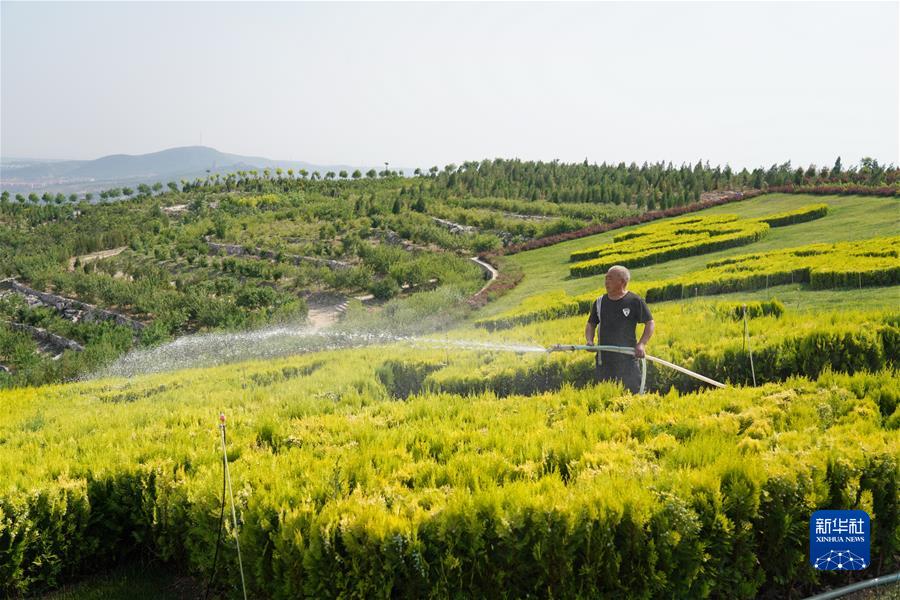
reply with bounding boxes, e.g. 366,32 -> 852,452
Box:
714,299 -> 786,321
570,222 -> 769,278
766,184 -> 900,197
3,371 -> 897,598
675,322 -> 898,392
480,190 -> 763,258
479,234 -> 897,331
423,353 -> 595,397
475,289 -> 590,331
644,237 -> 900,302
449,316 -> 897,398
755,203 -> 828,227
570,214 -> 755,262
376,359 -> 445,399
567,204 -> 828,279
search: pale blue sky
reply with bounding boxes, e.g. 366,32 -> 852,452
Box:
2,1 -> 897,170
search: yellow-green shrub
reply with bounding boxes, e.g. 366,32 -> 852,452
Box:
2,365 -> 897,598
570,217 -> 769,278
567,206 -> 829,279
756,203 -> 828,227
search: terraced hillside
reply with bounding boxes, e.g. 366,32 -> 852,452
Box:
1,192 -> 898,599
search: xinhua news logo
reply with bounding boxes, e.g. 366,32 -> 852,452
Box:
810,510 -> 870,570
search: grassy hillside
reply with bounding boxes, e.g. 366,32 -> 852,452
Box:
483,194 -> 899,318
2,191 -> 899,599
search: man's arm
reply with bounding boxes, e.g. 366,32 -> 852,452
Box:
634,319 -> 655,358
585,321 -> 596,346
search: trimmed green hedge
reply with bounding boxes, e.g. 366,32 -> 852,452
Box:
570,220 -> 769,278
2,372 -> 898,598
714,300 -> 785,321
756,203 -> 828,227
567,205 -> 829,279
681,323 -> 897,392
376,359 -> 444,399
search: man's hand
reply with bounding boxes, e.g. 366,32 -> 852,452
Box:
634,343 -> 646,358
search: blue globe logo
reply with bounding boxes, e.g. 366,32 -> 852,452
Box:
814,549 -> 867,570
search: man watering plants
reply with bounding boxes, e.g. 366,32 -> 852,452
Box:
584,265 -> 655,393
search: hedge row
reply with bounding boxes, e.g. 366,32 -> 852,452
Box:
479,235 -> 897,331
475,289 -> 591,331
644,237 -> 900,302
570,200 -> 828,264
570,214 -> 751,262
571,226 -> 768,278
673,322 -> 899,393
569,221 -> 770,278
567,204 -> 828,279
446,317 -> 897,398
3,371 -> 897,598
474,292 -> 785,333
714,299 -> 786,321
423,353 -> 595,397
480,190 -> 763,258
756,203 -> 828,227
766,184 -> 900,197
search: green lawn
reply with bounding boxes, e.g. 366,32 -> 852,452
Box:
478,194 -> 899,319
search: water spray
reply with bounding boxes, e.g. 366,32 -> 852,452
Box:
547,344 -> 726,389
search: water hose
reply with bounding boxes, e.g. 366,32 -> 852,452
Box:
547,344 -> 726,389
802,571 -> 900,600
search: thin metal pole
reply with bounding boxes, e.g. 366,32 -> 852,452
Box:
219,414 -> 248,600
743,306 -> 757,386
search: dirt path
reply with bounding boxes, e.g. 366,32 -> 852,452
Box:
68,246 -> 127,271
306,302 -> 349,330
470,256 -> 498,296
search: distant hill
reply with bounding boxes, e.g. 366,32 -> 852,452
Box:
0,146 -> 374,193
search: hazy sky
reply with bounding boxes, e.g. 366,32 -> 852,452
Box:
2,1 -> 897,170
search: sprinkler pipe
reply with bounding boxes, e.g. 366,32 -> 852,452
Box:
802,571 -> 900,600
547,344 -> 726,389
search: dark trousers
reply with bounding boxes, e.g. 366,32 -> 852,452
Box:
595,353 -> 642,393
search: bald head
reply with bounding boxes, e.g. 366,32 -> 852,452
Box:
607,265 -> 630,283
604,265 -> 630,296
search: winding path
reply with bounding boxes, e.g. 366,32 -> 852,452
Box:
469,256 -> 498,296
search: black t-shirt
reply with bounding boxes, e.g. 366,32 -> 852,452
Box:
587,291 -> 653,360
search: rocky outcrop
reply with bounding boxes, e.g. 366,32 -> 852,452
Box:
0,279 -> 145,332
503,213 -> 554,222
206,240 -> 352,270
377,230 -> 432,252
429,216 -> 477,234
1,320 -> 84,354
292,255 -> 353,271
206,241 -> 252,257
162,204 -> 188,215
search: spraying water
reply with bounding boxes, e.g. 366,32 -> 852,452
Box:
90,322 -> 546,379
90,283 -> 552,379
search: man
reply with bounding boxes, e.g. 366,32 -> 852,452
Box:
585,265 -> 655,393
